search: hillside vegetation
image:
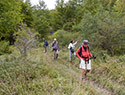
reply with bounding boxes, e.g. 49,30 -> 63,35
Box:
0,0 -> 125,95
0,48 -> 125,95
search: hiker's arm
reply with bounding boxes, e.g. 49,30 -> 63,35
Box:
58,45 -> 60,51
57,43 -> 59,50
73,41 -> 77,46
89,52 -> 92,57
52,42 -> 54,48
76,48 -> 81,59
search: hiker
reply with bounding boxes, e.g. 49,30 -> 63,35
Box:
68,40 -> 78,64
52,38 -> 59,60
43,40 -> 48,53
76,40 -> 93,81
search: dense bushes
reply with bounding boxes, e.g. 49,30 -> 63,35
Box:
50,30 -> 72,48
71,7 -> 125,56
0,0 -> 124,56
50,29 -> 81,48
0,41 -> 11,55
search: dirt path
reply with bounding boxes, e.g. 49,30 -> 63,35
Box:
41,51 -> 113,95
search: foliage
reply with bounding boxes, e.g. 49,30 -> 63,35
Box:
51,30 -> 73,48
49,10 -> 63,31
32,0 -> 50,39
59,47 -> 125,95
0,0 -> 22,41
0,48 -> 106,95
88,55 -> 125,95
14,24 -> 38,57
0,0 -> 124,56
0,0 -> 34,44
20,1 -> 33,27
71,0 -> 125,55
0,41 -> 11,55
0,0 -> 125,95
63,22 -> 75,31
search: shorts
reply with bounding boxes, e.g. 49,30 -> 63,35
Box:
79,59 -> 91,70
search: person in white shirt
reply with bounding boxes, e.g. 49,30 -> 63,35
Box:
68,40 -> 78,64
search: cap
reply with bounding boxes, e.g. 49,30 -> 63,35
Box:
83,40 -> 89,44
54,38 -> 56,41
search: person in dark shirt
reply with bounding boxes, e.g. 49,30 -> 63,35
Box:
43,40 -> 48,53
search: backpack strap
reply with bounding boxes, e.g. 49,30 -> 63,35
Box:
79,46 -> 82,57
87,46 -> 90,52
79,46 -> 90,57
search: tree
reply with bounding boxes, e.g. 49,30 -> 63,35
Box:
32,0 -> 50,39
21,0 -> 33,27
72,0 -> 125,55
0,0 -> 34,44
15,24 -> 38,57
49,10 -> 63,31
0,0 -> 22,43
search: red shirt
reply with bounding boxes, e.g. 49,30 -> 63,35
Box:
76,46 -> 92,61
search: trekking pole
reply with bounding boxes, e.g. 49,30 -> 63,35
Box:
84,58 -> 87,78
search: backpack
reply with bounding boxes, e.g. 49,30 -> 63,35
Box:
70,47 -> 74,53
52,42 -> 55,47
45,41 -> 48,46
78,46 -> 90,57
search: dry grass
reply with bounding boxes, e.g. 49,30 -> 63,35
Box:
0,48 -> 124,95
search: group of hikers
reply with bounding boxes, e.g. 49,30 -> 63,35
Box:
43,38 -> 96,81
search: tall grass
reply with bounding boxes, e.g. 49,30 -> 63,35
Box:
59,49 -> 125,95
0,48 -> 103,95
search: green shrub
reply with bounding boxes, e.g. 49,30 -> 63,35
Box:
51,30 -> 72,48
0,41 -> 11,55
63,22 -> 73,31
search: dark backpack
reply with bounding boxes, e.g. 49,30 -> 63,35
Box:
70,47 -> 74,53
52,42 -> 55,47
45,41 -> 48,46
78,46 -> 90,57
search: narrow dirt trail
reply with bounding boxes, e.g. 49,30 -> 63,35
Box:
41,51 -> 113,95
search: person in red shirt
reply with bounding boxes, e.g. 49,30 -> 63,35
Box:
76,40 -> 93,81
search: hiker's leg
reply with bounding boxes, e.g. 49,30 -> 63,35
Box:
53,50 -> 56,59
80,59 -> 86,80
56,50 -> 58,59
87,60 -> 91,73
53,50 -> 54,56
85,60 -> 91,79
73,52 -> 76,60
48,45 -> 50,50
43,46 -> 45,52
69,50 -> 72,63
45,46 -> 47,53
82,69 -> 86,79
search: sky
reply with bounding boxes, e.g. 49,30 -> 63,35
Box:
30,0 -> 69,10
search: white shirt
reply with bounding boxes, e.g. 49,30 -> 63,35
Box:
68,42 -> 77,50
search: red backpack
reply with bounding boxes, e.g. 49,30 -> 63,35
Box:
78,46 -> 90,57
